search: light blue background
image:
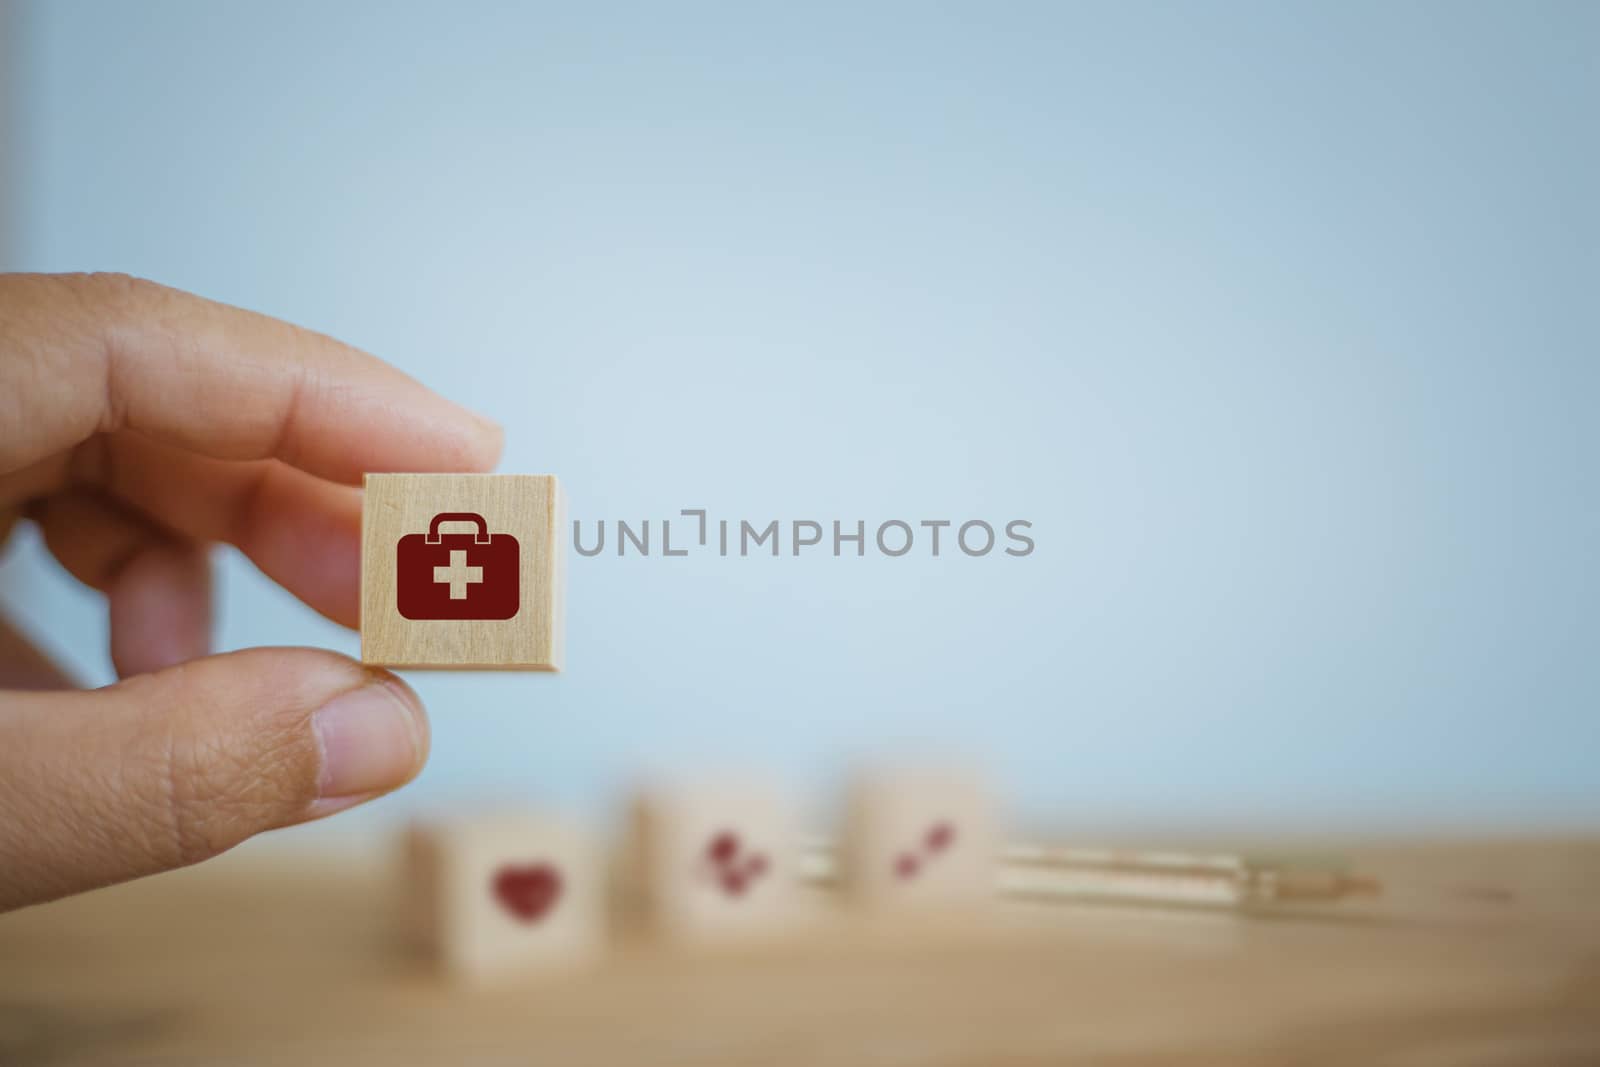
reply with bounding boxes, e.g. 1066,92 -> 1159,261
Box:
1,1 -> 1595,833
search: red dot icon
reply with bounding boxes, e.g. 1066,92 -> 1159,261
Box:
892,819 -> 958,881
707,831 -> 740,867
703,830 -> 770,898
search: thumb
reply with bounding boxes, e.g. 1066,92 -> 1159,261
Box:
0,647 -> 428,911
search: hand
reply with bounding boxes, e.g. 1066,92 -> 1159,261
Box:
0,273 -> 501,911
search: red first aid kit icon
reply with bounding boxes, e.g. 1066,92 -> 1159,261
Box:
396,512 -> 520,620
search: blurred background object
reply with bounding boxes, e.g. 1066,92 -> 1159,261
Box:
0,0 -> 1596,838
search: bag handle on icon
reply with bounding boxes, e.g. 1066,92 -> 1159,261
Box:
425,512 -> 492,544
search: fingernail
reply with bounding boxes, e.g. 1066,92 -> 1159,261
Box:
312,680 -> 425,798
444,396 -> 501,438
472,407 -> 503,435
474,411 -> 506,462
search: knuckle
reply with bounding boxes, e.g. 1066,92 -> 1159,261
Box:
49,273 -> 172,339
74,271 -> 162,306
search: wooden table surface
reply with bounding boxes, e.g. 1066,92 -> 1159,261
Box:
2,835 -> 1597,1066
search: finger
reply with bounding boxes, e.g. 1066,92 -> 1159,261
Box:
108,541 -> 213,677
0,610 -> 76,691
99,435 -> 362,627
2,439 -> 362,631
0,272 -> 502,482
0,648 -> 429,912
28,491 -> 213,675
120,460 -> 359,630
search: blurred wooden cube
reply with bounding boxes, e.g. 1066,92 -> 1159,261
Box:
839,769 -> 999,911
624,778 -> 802,943
403,814 -> 604,981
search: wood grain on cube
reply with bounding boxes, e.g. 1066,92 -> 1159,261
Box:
361,473 -> 565,670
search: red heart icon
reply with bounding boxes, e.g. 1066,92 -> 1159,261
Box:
492,863 -> 563,923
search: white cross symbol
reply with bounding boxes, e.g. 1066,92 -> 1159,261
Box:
433,550 -> 483,600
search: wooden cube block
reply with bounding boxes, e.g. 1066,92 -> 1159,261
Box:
361,474 -> 565,669
403,814 -> 603,980
625,779 -> 802,943
839,769 -> 999,911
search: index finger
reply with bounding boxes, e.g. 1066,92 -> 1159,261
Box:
0,273 -> 502,482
